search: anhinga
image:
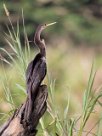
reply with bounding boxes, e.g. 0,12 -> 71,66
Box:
25,22 -> 56,122
0,22 -> 57,135
26,22 -> 56,93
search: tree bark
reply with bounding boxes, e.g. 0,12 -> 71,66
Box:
0,53 -> 48,136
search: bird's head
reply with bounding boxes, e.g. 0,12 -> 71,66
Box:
34,22 -> 57,56
34,22 -> 57,43
39,22 -> 57,31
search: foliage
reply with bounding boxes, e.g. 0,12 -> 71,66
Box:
0,0 -> 102,48
0,10 -> 102,135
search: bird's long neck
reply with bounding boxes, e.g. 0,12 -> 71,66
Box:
34,26 -> 46,57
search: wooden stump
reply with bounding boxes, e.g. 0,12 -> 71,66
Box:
0,53 -> 48,136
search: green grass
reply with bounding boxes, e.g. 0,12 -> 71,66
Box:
0,7 -> 102,135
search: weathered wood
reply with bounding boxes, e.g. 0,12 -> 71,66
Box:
0,54 -> 48,136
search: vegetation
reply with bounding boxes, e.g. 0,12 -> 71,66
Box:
0,0 -> 102,48
0,5 -> 102,135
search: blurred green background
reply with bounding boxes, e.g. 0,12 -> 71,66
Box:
0,0 -> 102,135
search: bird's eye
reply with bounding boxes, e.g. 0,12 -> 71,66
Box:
45,24 -> 47,26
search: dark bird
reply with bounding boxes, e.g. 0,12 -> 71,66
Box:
26,22 -> 56,93
25,22 -> 56,121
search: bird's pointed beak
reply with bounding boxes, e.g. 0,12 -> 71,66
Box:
46,22 -> 57,27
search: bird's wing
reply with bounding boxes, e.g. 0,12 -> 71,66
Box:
26,53 -> 41,83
